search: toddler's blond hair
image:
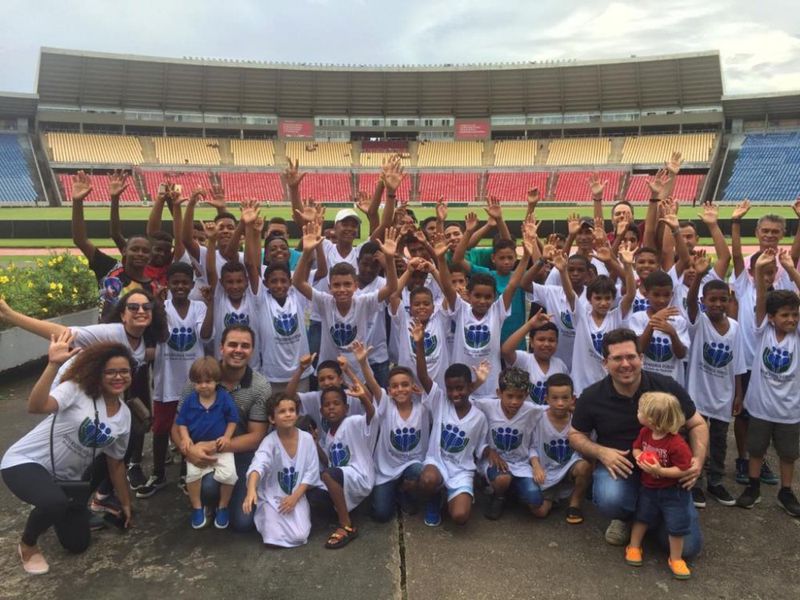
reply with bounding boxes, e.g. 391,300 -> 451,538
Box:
638,392 -> 685,435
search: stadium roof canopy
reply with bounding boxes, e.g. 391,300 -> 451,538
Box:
36,47 -> 723,118
0,92 -> 38,118
722,92 -> 800,120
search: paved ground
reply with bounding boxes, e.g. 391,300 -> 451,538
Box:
1,370 -> 799,600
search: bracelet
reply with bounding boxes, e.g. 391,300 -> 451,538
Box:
732,218 -> 741,224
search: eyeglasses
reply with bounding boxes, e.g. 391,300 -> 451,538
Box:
103,368 -> 132,378
125,302 -> 154,313
606,354 -> 641,365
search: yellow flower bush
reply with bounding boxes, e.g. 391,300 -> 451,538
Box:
0,252 -> 97,330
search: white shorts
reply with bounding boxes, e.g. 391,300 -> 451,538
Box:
185,451 -> 238,485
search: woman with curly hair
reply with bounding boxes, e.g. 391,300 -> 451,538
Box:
1,333 -> 134,574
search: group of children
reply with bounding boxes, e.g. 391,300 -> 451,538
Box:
19,154 -> 800,577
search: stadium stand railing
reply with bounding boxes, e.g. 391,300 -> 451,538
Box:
416,141 -> 483,168
552,170 -> 623,202
47,132 -> 144,164
153,137 -> 221,166
485,172 -> 549,202
620,133 -> 715,164
418,172 -> 480,202
722,133 -> 800,202
58,172 -> 141,204
0,135 -> 39,205
285,141 -> 352,167
546,138 -> 611,166
230,139 -> 276,167
492,140 -> 538,166
219,172 -> 284,202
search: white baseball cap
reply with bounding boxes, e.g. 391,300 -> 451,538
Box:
335,208 -> 362,224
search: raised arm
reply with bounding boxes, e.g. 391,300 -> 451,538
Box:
354,190 -> 380,236
589,173 -> 607,224
375,227 -> 399,302
27,330 -> 80,414
370,156 -> 403,242
617,241 -> 638,317
0,298 -> 67,340
286,353 -> 316,398
284,158 -> 307,229
731,199 -> 750,277
170,196 -> 186,261
485,196 -> 511,241
291,222 -> 324,300
452,211 -> 480,269
351,340 -> 382,408
204,221 -> 220,291
642,169 -> 669,249
181,189 -> 206,260
501,309 -> 551,365
659,199 -> 690,275
432,231 -> 457,309
70,171 -> 96,259
411,319 -> 433,394
789,196 -> 800,265
553,250 -> 576,311
686,253 -> 710,324
502,243 -> 530,311
698,201 -> 731,278
146,180 -> 169,237
242,203 -> 263,294
778,248 -> 800,291
108,170 -> 131,252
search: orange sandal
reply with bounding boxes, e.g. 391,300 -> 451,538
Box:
668,558 -> 691,579
325,525 -> 358,549
625,546 -> 643,566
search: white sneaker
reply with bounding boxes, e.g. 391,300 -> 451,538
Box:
604,519 -> 631,546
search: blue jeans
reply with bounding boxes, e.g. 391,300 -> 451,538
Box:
371,463 -> 423,522
486,467 -> 543,506
370,360 -> 391,390
636,486 -> 691,536
592,467 -> 703,558
200,451 -> 254,533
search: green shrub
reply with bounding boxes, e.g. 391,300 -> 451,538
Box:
0,252 -> 98,329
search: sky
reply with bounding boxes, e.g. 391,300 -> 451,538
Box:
1,0 -> 799,97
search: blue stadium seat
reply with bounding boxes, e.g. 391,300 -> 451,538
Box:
0,135 -> 38,205
722,133 -> 800,202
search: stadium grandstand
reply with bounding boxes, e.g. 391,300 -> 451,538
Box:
0,48 -> 798,208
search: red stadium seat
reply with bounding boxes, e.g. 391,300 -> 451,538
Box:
357,173 -> 412,202
219,172 -> 284,202
141,171 -> 214,201
361,140 -> 408,153
296,173 -> 353,201
418,173 -> 480,202
552,171 -> 623,202
59,173 -> 141,204
485,172 -> 549,202
625,174 -> 704,203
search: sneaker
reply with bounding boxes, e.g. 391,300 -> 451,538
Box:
178,476 -> 188,496
707,484 -> 736,506
760,460 -> 779,485
90,493 -> 122,516
668,558 -> 691,580
163,453 -> 174,466
735,458 -> 749,484
136,475 -> 168,499
423,498 -> 442,527
624,546 -> 643,566
214,507 -> 230,529
777,488 -> 800,517
18,545 -> 49,575
126,463 -> 147,490
605,519 -> 631,546
691,487 -> 707,509
484,495 -> 505,521
736,484 -> 761,509
89,513 -> 108,531
191,508 -> 207,529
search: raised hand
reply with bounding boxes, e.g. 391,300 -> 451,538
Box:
567,213 -> 581,237
108,170 -> 129,198
48,329 -> 80,365
615,212 -> 630,236
200,286 -> 213,306
409,318 -> 425,344
646,168 -> 670,198
377,226 -> 399,258
593,216 -> 607,243
435,196 -> 448,222
755,247 -> 776,269
71,170 -> 93,202
299,353 -> 317,371
345,379 -> 368,401
430,231 -> 448,259
301,221 -> 323,251
205,183 -> 227,209
541,243 -> 557,262
617,240 -> 636,265
383,158 -> 405,193
588,173 -> 607,198
284,158 -> 306,188
349,339 -> 374,364
190,187 -> 207,204
692,249 -> 710,274
699,201 -> 718,225
527,307 -> 553,329
658,198 -> 679,230
732,199 -> 751,220
593,243 -> 613,263
202,220 -> 219,243
464,211 -> 479,233
484,196 -> 503,222
527,187 -> 541,212
294,197 -> 321,225
240,199 -> 261,226
354,191 -> 372,215
777,247 -> 795,270
552,250 -> 567,273
472,360 -> 491,388
666,151 -> 683,175
522,217 -> 539,257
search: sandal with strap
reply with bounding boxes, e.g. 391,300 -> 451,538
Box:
325,525 -> 358,549
565,506 -> 584,525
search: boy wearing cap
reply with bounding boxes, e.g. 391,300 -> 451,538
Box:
545,216 -> 610,287
322,209 -> 364,270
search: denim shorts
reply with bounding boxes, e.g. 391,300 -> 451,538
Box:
485,467 -> 543,506
636,486 -> 691,536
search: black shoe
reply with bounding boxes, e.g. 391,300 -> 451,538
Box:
136,474 -> 168,499
736,484 -> 761,509
397,490 -> 418,516
691,487 -> 707,509
760,460 -> 779,485
707,484 -> 736,506
484,495 -> 505,520
126,464 -> 147,490
777,488 -> 800,517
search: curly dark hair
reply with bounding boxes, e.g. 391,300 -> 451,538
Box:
105,288 -> 168,345
61,343 -> 134,399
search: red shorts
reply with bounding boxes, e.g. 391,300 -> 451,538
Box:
152,401 -> 178,435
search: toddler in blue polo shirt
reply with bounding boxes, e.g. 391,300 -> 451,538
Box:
176,356 -> 240,530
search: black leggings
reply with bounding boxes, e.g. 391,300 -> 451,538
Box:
2,461 -> 105,552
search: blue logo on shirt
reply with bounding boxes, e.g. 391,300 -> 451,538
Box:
410,331 -> 438,356
390,427 -> 421,453
560,311 -> 574,330
440,424 -> 469,453
492,427 -> 523,452
273,312 -> 299,337
591,332 -> 605,355
632,297 -> 650,313
646,335 -> 674,362
763,346 -> 793,374
78,418 -> 116,448
330,323 -> 357,348
543,438 -> 573,465
277,466 -> 298,494
328,442 -> 351,467
703,342 -> 733,368
530,381 -> 547,405
224,312 -> 250,327
464,324 -> 491,349
167,326 -> 197,352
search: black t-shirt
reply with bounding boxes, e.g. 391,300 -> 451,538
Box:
572,372 -> 696,452
90,249 -> 155,321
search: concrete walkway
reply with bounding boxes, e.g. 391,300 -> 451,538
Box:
1,372 -> 799,600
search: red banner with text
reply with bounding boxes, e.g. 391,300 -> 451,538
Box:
278,119 -> 315,139
455,119 -> 490,140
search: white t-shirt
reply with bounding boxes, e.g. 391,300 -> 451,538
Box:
744,319 -> 800,424
312,288 -> 380,380
685,314 -> 746,423
570,303 -> 628,395
422,383 -> 488,491
298,391 -> 364,434
356,276 -> 389,364
473,397 -> 538,478
448,295 -> 510,398
246,429 -> 322,548
545,257 -> 609,286
527,283 -> 586,370
257,287 -> 312,383
389,304 -> 449,387
531,410 -> 582,492
1,381 -> 131,480
509,351 -> 570,410
629,310 -> 690,385
323,414 -> 376,510
153,299 -> 208,403
630,289 -> 650,315
177,249 -> 210,303
668,266 -> 720,321
373,391 -> 431,485
212,280 -> 261,370
322,239 -> 362,271
196,246 -> 245,281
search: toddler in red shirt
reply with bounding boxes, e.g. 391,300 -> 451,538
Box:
625,392 -> 693,580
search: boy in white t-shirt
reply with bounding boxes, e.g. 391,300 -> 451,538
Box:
355,242 -> 391,388
736,249 -> 800,517
501,310 -> 569,410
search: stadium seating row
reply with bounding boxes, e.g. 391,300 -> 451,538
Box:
0,135 -> 38,205
722,133 -> 800,202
